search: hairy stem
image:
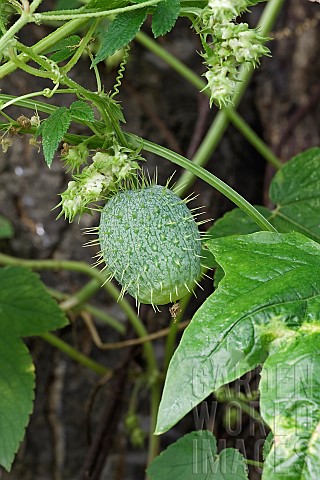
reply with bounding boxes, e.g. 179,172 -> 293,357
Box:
34,0 -> 160,22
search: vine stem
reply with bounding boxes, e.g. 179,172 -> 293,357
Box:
8,49 -> 55,80
34,0 -> 160,22
132,135 -> 277,233
0,89 -> 55,111
61,19 -> 101,75
40,332 -> 109,376
245,458 -> 264,469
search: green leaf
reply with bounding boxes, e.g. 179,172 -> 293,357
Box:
0,336 -> 35,471
152,0 -> 180,37
93,7 -> 148,65
0,215 -> 14,239
70,100 -> 95,122
269,147 -> 320,242
108,98 -> 126,124
0,266 -> 68,337
262,432 -> 274,461
42,35 -> 81,64
147,430 -> 217,479
0,266 -> 67,471
208,206 -> 271,240
147,431 -> 248,479
211,448 -> 248,479
41,107 -> 71,166
207,206 -> 271,286
260,332 -> 320,479
207,147 -> 320,244
156,232 -> 320,434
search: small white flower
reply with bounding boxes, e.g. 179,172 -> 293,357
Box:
83,172 -> 105,195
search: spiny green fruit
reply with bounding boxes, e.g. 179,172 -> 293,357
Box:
98,185 -> 202,306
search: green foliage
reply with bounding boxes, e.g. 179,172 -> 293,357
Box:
43,35 -> 82,63
208,147 -> 320,285
0,215 -> 13,239
40,106 -> 71,167
208,147 -> 320,243
260,332 -> 320,479
152,0 -> 181,37
269,147 -> 320,241
208,206 -> 271,240
69,100 -> 95,122
38,101 -> 94,166
262,431 -> 274,461
93,7 -> 148,65
0,267 -> 67,471
156,231 -> 320,433
93,0 -> 181,64
0,2 -> 13,36
0,336 -> 35,473
147,430 -> 248,479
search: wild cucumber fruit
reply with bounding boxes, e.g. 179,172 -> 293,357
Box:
98,185 -> 202,306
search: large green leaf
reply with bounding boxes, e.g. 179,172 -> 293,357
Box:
156,232 -> 320,434
147,430 -> 217,479
0,267 -> 67,336
206,206 -> 271,286
147,430 -> 248,479
211,448 -> 248,479
0,336 -> 35,471
260,332 -> 320,479
208,147 -> 320,244
0,266 -> 67,471
93,7 -> 148,65
269,147 -> 320,242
